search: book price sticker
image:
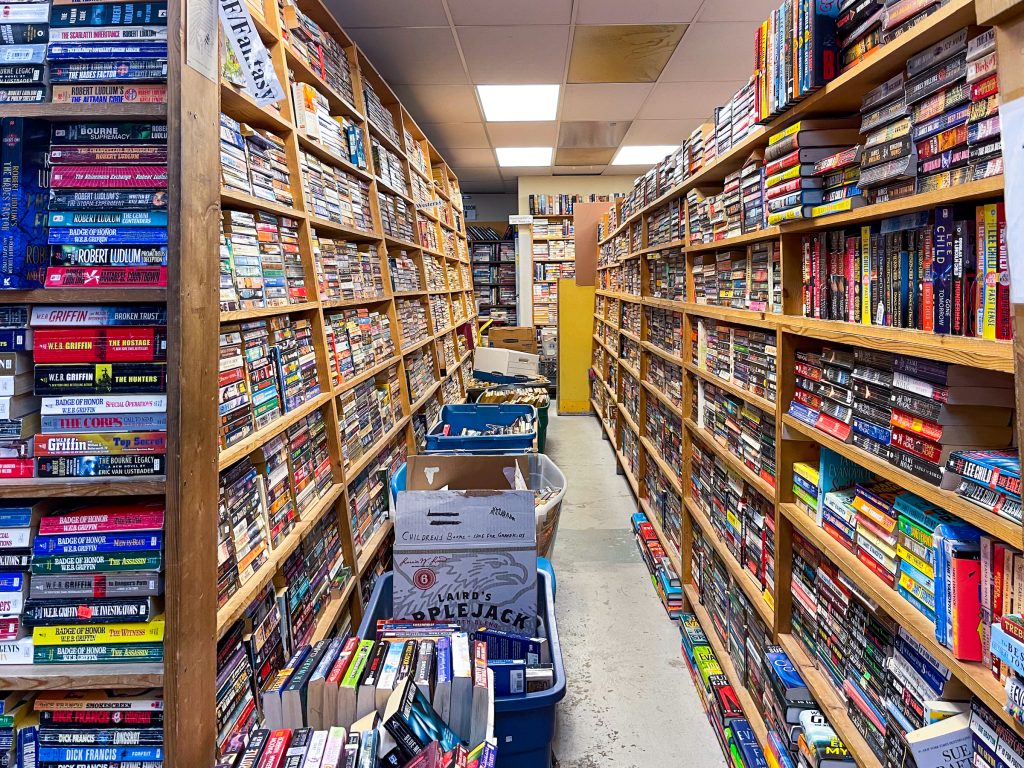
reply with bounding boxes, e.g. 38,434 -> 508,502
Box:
1000,96 -> 1024,304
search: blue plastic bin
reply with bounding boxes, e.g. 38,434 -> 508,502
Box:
358,570 -> 565,768
425,404 -> 537,453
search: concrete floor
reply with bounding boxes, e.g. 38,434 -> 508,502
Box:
547,410 -> 726,768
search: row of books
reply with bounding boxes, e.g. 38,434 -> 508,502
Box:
0,0 -> 169,106
646,249 -> 686,302
220,114 -> 293,208
281,0 -> 355,106
693,378 -> 777,488
631,510 -> 682,619
785,345 -> 1017,501
799,201 -> 1012,340
645,307 -> 683,359
646,354 -> 682,410
690,441 -> 776,612
645,397 -> 682,478
0,499 -> 164,665
337,367 -> 402,475
220,209 -> 307,312
692,318 -> 778,403
314,236 -> 384,305
324,307 -> 396,389
527,193 -> 620,216
691,242 -> 782,314
389,251 -> 421,294
346,435 -> 404,556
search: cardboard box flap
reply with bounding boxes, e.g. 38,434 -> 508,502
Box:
405,454 -> 529,491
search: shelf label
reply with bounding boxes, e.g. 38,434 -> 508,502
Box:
415,199 -> 445,210
218,0 -> 284,106
1002,96 -> 1024,304
509,215 -> 533,225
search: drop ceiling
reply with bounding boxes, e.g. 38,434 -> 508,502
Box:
327,0 -> 783,193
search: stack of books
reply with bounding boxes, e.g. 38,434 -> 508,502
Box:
687,189 -> 710,246
324,308 -> 396,385
859,72 -> 914,203
646,200 -> 684,248
811,145 -> 863,217
763,120 -> 860,225
217,456 -> 271,606
645,307 -> 683,358
643,463 -> 682,553
967,29 -> 1003,183
404,348 -> 435,403
631,511 -> 681,619
944,448 -> 1021,524
696,379 -> 776,488
378,192 -> 415,243
740,152 -> 765,234
371,136 -> 408,198
646,249 -> 686,301
46,0 -> 168,106
254,434 -> 298,546
645,398 -> 682,476
837,0 -> 883,73
362,79 -> 401,148
287,410 -> 333,512
396,300 -> 428,348
389,251 -> 421,293
286,2 -> 354,105
300,151 -> 373,232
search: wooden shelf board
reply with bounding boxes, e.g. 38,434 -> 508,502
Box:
684,496 -> 774,629
220,188 -> 306,219
620,328 -> 642,344
617,401 -> 641,438
0,664 -> 164,690
384,234 -> 423,252
409,382 -> 442,415
641,340 -> 685,367
393,290 -> 427,298
640,435 -> 683,495
682,582 -> 771,751
776,633 -> 883,768
0,477 -> 166,498
357,518 -> 394,573
220,80 -> 293,133
778,316 -> 1013,373
309,215 -> 381,241
322,294 -> 392,309
782,415 -> 1023,547
685,418 -> 777,502
637,239 -> 687,256
641,379 -> 684,419
219,391 -> 332,470
1,103 -> 167,120
344,416 -> 411,483
295,133 -> 373,182
0,289 -> 166,305
620,359 -> 641,381
617,447 -> 641,499
216,483 -> 345,637
684,362 -> 777,416
375,175 -> 414,204
683,302 -> 781,329
334,355 -> 401,396
686,227 -> 781,254
284,44 -> 364,121
639,497 -> 682,576
221,301 -> 320,323
779,501 -> 1024,735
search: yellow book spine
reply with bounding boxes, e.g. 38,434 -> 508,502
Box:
32,617 -> 165,646
765,164 -> 802,188
768,121 -> 803,146
983,203 -> 998,340
896,544 -> 935,579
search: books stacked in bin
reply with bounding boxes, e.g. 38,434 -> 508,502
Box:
44,120 -> 169,290
630,511 -> 681,619
763,120 -> 860,226
45,0 -> 168,106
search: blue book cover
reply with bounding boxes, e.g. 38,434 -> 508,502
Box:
38,746 -> 163,762
434,635 -> 452,686
899,239 -> 911,328
808,0 -> 840,92
45,42 -> 167,60
767,731 -> 797,768
766,650 -> 809,701
47,211 -> 168,227
32,532 -> 162,557
0,507 -> 34,528
932,522 -> 980,647
892,632 -> 947,696
732,719 -> 769,768
16,725 -> 36,768
0,118 -> 48,289
0,329 -> 30,352
0,573 -> 24,592
990,623 -> 1024,679
893,493 -> 957,532
489,659 -> 526,696
898,558 -> 936,595
477,628 -> 541,665
817,448 -> 873,520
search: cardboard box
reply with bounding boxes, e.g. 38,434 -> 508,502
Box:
473,347 -> 539,378
394,454 -> 537,635
489,326 -> 537,354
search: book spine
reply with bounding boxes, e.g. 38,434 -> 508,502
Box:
34,363 -> 168,395
40,413 -> 167,433
982,203 -> 998,339
996,202 -> 1011,340
36,454 -> 165,477
32,328 -> 166,364
50,2 -> 167,26
39,510 -> 164,534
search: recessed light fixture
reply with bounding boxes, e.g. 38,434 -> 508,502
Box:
477,85 -> 559,122
496,147 -> 553,167
611,145 -> 678,165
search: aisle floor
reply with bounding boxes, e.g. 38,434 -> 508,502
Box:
547,411 -> 726,768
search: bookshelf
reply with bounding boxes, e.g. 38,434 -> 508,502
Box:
0,0 -> 475,761
468,223 -> 517,327
591,2 -> 1024,764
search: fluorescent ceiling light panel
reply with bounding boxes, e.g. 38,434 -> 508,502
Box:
612,145 -> 678,165
477,85 -> 559,122
496,147 -> 553,166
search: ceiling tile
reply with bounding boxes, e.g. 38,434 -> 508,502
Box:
461,180 -> 504,193
456,167 -> 503,182
637,80 -> 743,120
327,0 -> 448,27
623,118 -> 703,144
419,122 -> 491,149
554,148 -> 616,165
561,83 -> 652,122
575,0 -> 702,24
696,0 -> 783,22
346,28 -> 466,85
486,121 -> 558,145
568,24 -> 686,83
457,25 -> 570,84
557,120 -> 631,148
393,85 -> 481,124
448,0 -> 573,25
661,22 -> 762,82
444,147 -> 497,167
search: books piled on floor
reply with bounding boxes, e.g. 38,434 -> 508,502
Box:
631,510 -> 681,619
763,120 -> 860,225
787,344 -> 1015,489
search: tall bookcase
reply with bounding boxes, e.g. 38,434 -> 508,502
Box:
468,225 -> 517,327
529,214 -> 576,382
591,1 -> 1024,763
0,0 -> 476,761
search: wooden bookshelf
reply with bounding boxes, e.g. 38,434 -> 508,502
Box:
588,0 -> 1024,757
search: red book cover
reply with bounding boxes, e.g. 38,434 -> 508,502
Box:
0,459 -> 33,478
890,409 -> 943,442
816,411 -> 852,442
822,520 -> 856,553
952,554 -> 982,661
32,327 -> 167,363
889,427 -> 943,465
1000,616 -> 1024,645
993,541 -> 1005,678
45,266 -> 168,288
0,616 -> 20,640
326,636 -> 361,685
996,202 -> 1011,340
857,547 -> 896,588
764,149 -> 802,177
255,729 -> 291,768
48,165 -> 168,190
38,501 -> 164,534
